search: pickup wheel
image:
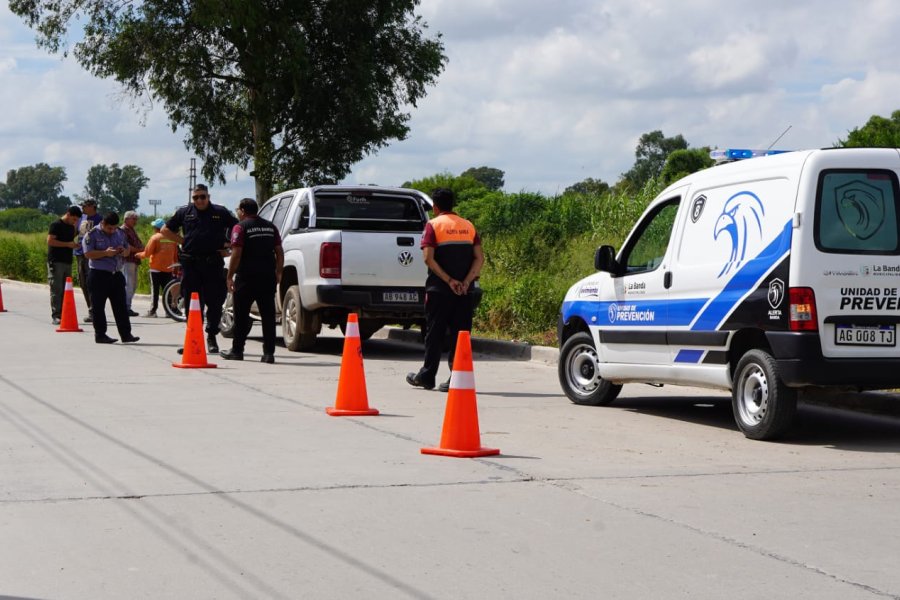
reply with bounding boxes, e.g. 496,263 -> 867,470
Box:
558,331 -> 621,406
282,284 -> 316,351
732,349 -> 797,440
219,291 -> 237,339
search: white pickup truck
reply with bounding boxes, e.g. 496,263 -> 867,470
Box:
220,185 -> 435,350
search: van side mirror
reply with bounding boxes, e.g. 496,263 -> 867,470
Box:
595,245 -> 620,274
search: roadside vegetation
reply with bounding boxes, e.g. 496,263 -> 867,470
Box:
1,110 -> 897,344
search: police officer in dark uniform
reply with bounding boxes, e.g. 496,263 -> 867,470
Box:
161,184 -> 238,354
406,188 -> 484,391
220,198 -> 284,363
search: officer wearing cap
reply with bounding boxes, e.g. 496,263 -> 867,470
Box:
161,184 -> 238,353
406,188 -> 484,391
220,198 -> 284,364
74,198 -> 102,322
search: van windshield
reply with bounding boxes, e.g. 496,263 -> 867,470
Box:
311,191 -> 427,232
815,169 -> 900,254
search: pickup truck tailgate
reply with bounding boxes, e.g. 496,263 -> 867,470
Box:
340,231 -> 423,287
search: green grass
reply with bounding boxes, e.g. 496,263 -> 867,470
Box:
1,179 -> 663,345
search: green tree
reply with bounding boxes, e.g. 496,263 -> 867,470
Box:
659,148 -> 714,183
82,164 -> 111,206
564,177 -> 609,196
621,130 -> 688,189
839,110 -> 900,147
11,1 -> 446,203
0,163 -> 67,213
79,163 -> 149,214
460,166 -> 505,191
402,172 -> 487,200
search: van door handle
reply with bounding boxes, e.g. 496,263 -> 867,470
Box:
664,271 -> 673,289
397,237 -> 414,246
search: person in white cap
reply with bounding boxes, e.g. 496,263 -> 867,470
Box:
137,217 -> 178,317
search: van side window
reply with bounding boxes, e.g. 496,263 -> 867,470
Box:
815,170 -> 900,254
622,200 -> 679,274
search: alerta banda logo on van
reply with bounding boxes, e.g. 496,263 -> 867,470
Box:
836,181 -> 885,240
690,195 -> 706,223
608,303 -> 656,323
714,191 -> 765,278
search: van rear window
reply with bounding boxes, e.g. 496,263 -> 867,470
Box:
312,192 -> 427,232
815,169 -> 900,254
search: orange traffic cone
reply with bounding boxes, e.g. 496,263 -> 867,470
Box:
56,277 -> 83,332
421,331 -> 499,458
326,313 -> 379,416
0,280 -> 6,312
173,292 -> 216,369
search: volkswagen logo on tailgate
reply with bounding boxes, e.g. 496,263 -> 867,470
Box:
398,251 -> 414,266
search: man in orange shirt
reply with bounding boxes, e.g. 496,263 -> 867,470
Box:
137,218 -> 178,317
406,188 -> 484,392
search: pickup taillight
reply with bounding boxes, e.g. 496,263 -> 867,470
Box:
789,287 -> 818,331
320,242 -> 341,279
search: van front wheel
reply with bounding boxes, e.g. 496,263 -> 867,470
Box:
732,349 -> 797,440
558,331 -> 621,406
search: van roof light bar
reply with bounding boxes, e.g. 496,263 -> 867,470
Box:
710,148 -> 792,162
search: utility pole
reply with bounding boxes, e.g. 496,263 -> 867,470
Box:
148,198 -> 162,218
188,158 -> 197,206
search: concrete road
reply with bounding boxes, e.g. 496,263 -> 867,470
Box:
1,279 -> 900,600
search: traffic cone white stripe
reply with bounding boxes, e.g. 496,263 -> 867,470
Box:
64,280 -> 74,292
449,370 -> 475,390
190,297 -> 200,311
345,320 -> 359,338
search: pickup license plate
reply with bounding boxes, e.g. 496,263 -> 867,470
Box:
835,324 -> 896,346
382,291 -> 419,303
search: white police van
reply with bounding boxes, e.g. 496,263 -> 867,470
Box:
558,147 -> 900,440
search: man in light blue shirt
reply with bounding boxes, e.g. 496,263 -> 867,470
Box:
82,212 -> 140,344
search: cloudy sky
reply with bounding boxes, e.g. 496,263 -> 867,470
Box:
2,1 -> 900,216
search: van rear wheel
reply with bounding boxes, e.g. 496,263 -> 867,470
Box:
558,331 -> 621,406
732,349 -> 797,440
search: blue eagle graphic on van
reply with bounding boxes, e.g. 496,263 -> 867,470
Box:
714,191 -> 765,278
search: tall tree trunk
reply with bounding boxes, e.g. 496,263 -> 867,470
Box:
251,116 -> 274,206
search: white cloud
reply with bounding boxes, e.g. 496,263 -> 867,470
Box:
4,0 -> 900,210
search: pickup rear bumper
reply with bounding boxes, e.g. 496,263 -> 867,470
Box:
317,285 -> 425,311
316,284 -> 483,311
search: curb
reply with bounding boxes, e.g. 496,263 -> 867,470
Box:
376,326 -> 559,365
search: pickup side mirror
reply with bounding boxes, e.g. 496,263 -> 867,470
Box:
594,245 -> 620,275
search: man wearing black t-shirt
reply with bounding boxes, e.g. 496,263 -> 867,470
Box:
47,206 -> 83,324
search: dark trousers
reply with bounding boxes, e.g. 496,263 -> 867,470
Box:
89,269 -> 132,340
75,254 -> 92,313
231,275 -> 277,355
418,290 -> 474,386
181,258 -> 226,336
149,271 -> 174,312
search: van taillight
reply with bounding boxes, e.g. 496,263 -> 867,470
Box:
789,287 -> 817,331
320,242 -> 341,278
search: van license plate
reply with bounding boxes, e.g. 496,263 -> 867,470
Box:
835,324 -> 896,346
383,291 -> 419,303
